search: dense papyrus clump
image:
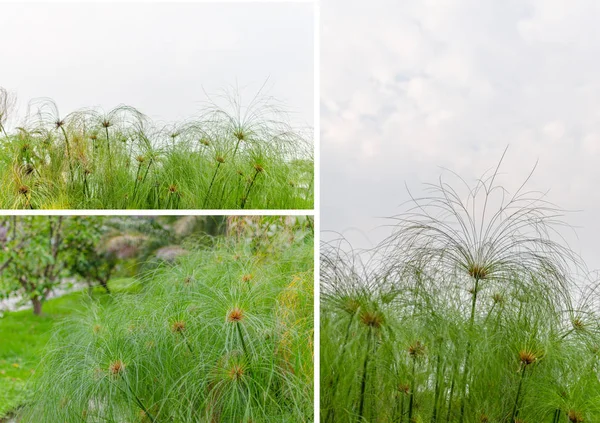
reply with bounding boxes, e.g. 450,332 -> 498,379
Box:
321,157 -> 600,423
0,87 -> 313,209
20,228 -> 314,422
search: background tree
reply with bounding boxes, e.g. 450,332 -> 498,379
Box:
63,216 -> 115,294
0,216 -> 66,315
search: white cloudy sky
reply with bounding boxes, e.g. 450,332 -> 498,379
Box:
0,2 -> 313,127
322,0 -> 600,271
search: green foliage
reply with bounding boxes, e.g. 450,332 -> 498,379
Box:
19,226 -> 314,422
0,216 -> 123,315
321,159 -> 600,423
0,217 -> 69,315
0,88 -> 313,209
64,216 -> 116,293
0,279 -> 135,419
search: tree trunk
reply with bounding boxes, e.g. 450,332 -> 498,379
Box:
32,296 -> 42,316
99,278 -> 111,294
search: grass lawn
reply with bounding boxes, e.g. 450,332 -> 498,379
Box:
0,278 -> 138,419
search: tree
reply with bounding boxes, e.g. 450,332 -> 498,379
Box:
64,216 -> 115,294
0,216 -> 66,315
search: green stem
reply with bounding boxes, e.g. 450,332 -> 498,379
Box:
400,393 -> 406,423
552,408 -> 561,423
183,335 -> 194,354
0,123 -> 8,139
445,368 -> 456,423
483,302 -> 497,326
326,312 -> 357,423
510,366 -> 527,422
240,169 -> 261,209
357,327 -> 372,422
141,158 -> 154,185
331,312 -> 357,394
232,138 -> 242,160
431,351 -> 443,423
408,358 -> 416,423
83,172 -> 89,200
458,277 -> 480,423
114,377 -> 156,423
132,163 -> 143,199
236,321 -> 248,358
204,161 -> 222,208
59,126 -> 74,181
105,126 -> 111,166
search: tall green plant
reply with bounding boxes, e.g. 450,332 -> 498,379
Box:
0,87 -> 313,209
321,155 -> 597,423
19,221 -> 314,422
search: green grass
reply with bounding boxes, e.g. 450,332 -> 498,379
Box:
0,278 -> 138,418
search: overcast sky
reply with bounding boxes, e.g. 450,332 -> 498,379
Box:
0,2 -> 313,128
322,0 -> 600,271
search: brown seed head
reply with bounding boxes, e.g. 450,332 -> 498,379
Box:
89,133 -> 98,141
234,129 -> 245,141
568,410 -> 584,423
168,184 -> 177,193
171,320 -> 186,333
359,310 -> 384,329
242,274 -> 253,282
109,360 -> 125,376
518,349 -> 537,366
55,119 -> 64,128
398,383 -> 410,394
227,307 -> 244,323
572,318 -> 585,331
408,341 -> 426,359
492,293 -> 505,304
480,415 -> 489,423
101,119 -> 111,128
343,298 -> 361,315
228,363 -> 245,380
93,324 -> 102,334
216,156 -> 225,163
254,164 -> 264,173
468,263 -> 488,280
18,185 -> 29,195
136,155 -> 146,163
201,139 -> 210,146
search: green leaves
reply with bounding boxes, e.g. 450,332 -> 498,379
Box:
19,228 -> 314,422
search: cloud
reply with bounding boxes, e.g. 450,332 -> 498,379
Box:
322,0 -> 600,270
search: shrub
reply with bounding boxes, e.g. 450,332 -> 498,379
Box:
19,226 -> 314,422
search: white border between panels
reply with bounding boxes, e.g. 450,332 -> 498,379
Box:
313,0 -> 321,422
0,209 -> 315,216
